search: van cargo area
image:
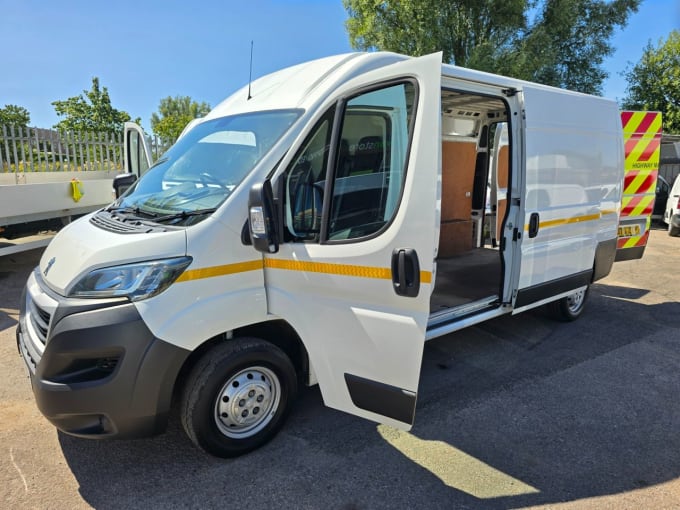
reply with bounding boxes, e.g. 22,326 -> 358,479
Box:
431,90 -> 508,318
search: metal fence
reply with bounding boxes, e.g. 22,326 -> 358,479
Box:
1,125 -> 125,172
0,125 -> 169,173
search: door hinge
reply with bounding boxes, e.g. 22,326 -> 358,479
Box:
502,87 -> 518,97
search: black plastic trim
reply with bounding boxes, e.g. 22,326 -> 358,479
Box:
593,238 -> 618,280
615,245 -> 646,262
344,373 -> 416,425
22,284 -> 190,439
515,270 -> 592,309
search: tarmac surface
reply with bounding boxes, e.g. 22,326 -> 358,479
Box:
1,228 -> 679,509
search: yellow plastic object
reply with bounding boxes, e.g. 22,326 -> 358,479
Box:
71,178 -> 84,202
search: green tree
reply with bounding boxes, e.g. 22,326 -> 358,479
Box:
52,77 -> 135,133
151,96 -> 211,145
0,104 -> 31,128
622,30 -> 680,134
344,0 -> 641,94
0,105 -> 31,167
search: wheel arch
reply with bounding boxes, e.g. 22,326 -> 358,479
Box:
172,319 -> 309,402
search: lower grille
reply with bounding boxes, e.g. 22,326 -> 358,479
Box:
29,299 -> 51,345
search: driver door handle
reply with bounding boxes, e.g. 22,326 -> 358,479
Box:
391,248 -> 420,297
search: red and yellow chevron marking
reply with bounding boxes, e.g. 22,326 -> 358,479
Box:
620,194 -> 655,217
618,111 -> 662,253
620,111 -> 662,203
617,230 -> 650,249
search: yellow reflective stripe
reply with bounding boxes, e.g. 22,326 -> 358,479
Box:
265,258 -> 389,279
176,258 -> 433,284
524,212 -> 606,231
176,260 -> 263,282
265,258 -> 433,284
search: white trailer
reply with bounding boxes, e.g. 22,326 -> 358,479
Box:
0,125 -> 152,256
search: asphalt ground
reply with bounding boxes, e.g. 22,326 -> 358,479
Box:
1,228 -> 679,509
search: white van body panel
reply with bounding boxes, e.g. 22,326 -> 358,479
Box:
665,174 -> 680,227
514,86 -> 622,293
133,216 -> 269,350
38,217 -> 187,296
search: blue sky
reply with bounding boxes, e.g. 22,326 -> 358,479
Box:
1,0 -> 677,132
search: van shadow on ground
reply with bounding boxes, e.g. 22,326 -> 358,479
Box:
58,283 -> 680,509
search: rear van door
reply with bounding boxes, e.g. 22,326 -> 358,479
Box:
616,111 -> 662,261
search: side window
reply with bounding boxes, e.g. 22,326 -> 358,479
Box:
285,108 -> 335,240
329,82 -> 415,240
283,81 -> 415,243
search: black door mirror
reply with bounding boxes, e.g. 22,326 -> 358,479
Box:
248,180 -> 279,253
113,173 -> 137,198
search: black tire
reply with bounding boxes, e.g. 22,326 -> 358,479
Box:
180,337 -> 297,458
668,213 -> 679,237
546,285 -> 589,322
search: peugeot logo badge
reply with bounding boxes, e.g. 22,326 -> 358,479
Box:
43,257 -> 56,277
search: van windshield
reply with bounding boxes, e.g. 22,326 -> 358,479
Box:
113,110 -> 301,224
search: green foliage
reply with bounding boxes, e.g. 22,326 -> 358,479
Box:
0,104 -> 30,128
344,0 -> 641,94
0,104 -> 32,166
622,30 -> 680,134
150,96 -> 211,145
345,0 -> 528,68
52,77 -> 134,133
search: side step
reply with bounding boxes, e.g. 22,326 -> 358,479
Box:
426,296 -> 509,341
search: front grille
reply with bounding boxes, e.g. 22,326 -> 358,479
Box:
29,299 -> 51,345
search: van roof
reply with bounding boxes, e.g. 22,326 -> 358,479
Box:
204,51 -> 614,122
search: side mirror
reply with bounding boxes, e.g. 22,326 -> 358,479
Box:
113,173 -> 138,198
248,180 -> 279,254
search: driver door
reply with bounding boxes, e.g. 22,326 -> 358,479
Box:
265,53 -> 441,430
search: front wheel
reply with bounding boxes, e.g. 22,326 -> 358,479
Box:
546,285 -> 589,322
668,213 -> 679,237
180,337 -> 297,458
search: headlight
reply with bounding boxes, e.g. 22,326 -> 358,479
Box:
69,257 -> 192,301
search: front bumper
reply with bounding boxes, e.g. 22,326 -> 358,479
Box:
17,269 -> 190,439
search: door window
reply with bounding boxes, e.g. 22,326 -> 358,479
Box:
284,82 -> 416,242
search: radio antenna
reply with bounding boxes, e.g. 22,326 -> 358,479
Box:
247,41 -> 254,100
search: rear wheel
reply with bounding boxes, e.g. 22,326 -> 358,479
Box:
546,285 -> 589,322
180,337 -> 297,458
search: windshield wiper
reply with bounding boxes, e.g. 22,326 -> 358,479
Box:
152,208 -> 217,223
106,206 -> 159,219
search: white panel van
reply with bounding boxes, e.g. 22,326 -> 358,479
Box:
17,52 -> 624,457
664,174 -> 680,236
